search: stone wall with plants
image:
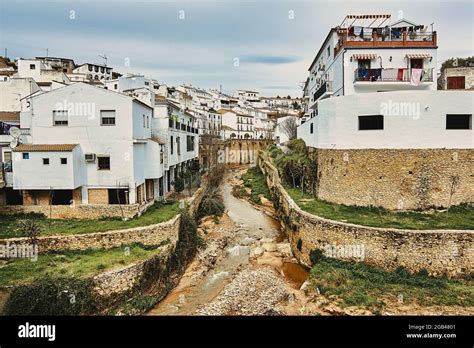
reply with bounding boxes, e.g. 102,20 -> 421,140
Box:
0,207 -> 203,315
0,202 -> 150,220
259,151 -> 474,278
0,185 -> 207,254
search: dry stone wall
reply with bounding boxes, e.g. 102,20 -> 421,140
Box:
259,151 -> 474,278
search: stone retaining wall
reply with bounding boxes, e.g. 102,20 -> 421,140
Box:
0,184 -> 206,254
0,202 -> 147,220
91,243 -> 175,299
259,151 -> 474,277
310,148 -> 474,210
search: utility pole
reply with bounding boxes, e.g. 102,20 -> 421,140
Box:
4,48 -> 7,58
46,48 -> 49,57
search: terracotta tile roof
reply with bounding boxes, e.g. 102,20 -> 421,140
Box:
0,111 -> 20,122
0,70 -> 16,75
13,144 -> 78,152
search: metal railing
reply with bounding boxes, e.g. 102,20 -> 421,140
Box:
354,68 -> 433,82
312,81 -> 333,102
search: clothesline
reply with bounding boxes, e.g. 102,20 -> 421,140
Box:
0,121 -> 20,136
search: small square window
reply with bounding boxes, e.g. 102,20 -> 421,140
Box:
61,158 -> 67,165
43,158 -> 50,165
22,153 -> 29,160
358,115 -> 384,130
98,156 -> 110,170
446,114 -> 472,130
30,64 -> 35,70
100,110 -> 116,126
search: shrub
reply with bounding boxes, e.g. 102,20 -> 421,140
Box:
172,176 -> 185,193
197,187 -> 225,218
4,276 -> 97,315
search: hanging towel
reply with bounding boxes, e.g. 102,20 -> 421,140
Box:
353,26 -> 362,37
410,69 -> 422,86
397,69 -> 404,81
363,27 -> 372,38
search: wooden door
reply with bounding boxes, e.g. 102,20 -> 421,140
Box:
447,76 -> 465,90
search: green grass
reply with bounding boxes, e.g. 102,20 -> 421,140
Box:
0,242 -> 167,286
310,254 -> 474,308
241,167 -> 271,205
0,201 -> 181,239
285,186 -> 474,230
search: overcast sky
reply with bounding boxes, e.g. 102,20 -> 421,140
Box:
0,0 -> 472,97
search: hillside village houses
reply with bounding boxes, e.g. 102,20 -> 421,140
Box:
0,55 -> 294,208
297,14 -> 474,210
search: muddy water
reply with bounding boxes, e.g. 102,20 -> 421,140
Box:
148,168 -> 309,315
282,262 -> 310,288
221,180 -> 282,240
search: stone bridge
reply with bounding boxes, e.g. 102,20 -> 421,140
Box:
199,137 -> 273,169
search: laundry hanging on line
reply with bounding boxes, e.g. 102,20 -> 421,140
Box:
410,69 -> 423,86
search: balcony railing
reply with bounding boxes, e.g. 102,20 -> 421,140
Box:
335,30 -> 437,56
354,68 -> 433,83
312,81 -> 333,102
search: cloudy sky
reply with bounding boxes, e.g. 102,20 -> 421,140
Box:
0,0 -> 472,97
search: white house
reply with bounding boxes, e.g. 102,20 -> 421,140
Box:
297,90 -> 473,149
9,82 -> 165,206
16,59 -> 71,91
218,109 -> 255,139
298,14 -> 471,149
73,63 -> 113,82
153,96 -> 199,193
306,15 -> 437,118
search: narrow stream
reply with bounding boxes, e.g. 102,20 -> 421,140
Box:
148,167 -> 308,315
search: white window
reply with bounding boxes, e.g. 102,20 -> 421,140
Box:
100,110 -> 116,126
53,110 -> 68,126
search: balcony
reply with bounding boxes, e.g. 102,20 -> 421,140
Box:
354,68 -> 434,84
310,81 -> 333,108
335,30 -> 437,56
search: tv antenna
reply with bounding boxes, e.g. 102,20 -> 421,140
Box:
98,54 -> 108,66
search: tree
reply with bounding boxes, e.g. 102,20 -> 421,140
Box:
280,117 -> 298,141
172,176 -> 185,193
274,139 -> 309,189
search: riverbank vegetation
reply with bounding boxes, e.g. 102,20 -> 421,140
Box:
196,166 -> 225,221
309,251 -> 474,309
0,201 -> 181,239
266,142 -> 474,230
233,167 -> 271,205
0,242 -> 167,286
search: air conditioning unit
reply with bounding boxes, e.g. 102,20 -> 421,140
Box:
85,153 -> 96,162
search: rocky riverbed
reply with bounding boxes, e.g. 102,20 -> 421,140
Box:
148,166 -> 472,316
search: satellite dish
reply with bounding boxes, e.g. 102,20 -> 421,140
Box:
9,126 -> 21,138
18,134 -> 29,144
10,138 -> 18,149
